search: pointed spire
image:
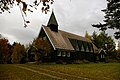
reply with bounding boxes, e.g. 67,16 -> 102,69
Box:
47,11 -> 58,26
47,11 -> 58,32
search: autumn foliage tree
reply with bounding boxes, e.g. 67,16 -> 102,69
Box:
117,49 -> 120,59
30,38 -> 53,62
117,42 -> 120,59
11,42 -> 26,63
0,38 -> 11,64
32,38 -> 52,53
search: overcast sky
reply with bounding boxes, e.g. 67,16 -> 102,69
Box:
1,0 -> 118,46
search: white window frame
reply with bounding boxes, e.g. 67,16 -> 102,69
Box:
101,54 -> 105,58
86,46 -> 89,52
62,52 -> 66,57
57,52 -> 61,56
67,52 -> 70,57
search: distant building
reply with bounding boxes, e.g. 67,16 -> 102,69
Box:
37,12 -> 106,63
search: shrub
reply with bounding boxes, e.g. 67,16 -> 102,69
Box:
83,59 -> 90,64
73,60 -> 90,64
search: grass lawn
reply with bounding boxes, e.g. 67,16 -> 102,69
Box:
0,63 -> 120,80
0,64 -> 58,80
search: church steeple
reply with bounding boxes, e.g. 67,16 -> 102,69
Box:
47,11 -> 58,32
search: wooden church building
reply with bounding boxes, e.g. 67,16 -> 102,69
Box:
38,12 -> 106,63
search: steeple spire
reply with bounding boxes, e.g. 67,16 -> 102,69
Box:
47,11 -> 58,32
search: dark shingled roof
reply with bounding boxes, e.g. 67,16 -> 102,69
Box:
41,25 -> 98,52
47,11 -> 58,26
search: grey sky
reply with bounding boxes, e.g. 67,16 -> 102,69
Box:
0,0 -> 113,45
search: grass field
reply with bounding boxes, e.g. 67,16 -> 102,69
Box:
0,63 -> 120,80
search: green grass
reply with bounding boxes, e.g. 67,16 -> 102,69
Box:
0,64 -> 59,80
0,63 -> 120,80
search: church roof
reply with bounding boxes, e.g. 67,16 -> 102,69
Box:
40,25 -> 98,53
38,11 -> 98,53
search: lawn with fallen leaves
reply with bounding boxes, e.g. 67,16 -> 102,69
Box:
0,63 -> 120,80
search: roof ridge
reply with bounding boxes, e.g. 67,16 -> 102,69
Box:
59,29 -> 84,38
59,29 -> 91,42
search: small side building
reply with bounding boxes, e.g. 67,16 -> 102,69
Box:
95,49 -> 107,62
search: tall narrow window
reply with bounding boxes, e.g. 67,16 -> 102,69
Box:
62,52 -> 66,57
57,52 -> 61,56
101,54 -> 105,58
78,40 -> 82,51
69,39 -> 79,51
81,42 -> 85,52
81,45 -> 84,52
86,43 -> 89,52
67,52 -> 70,57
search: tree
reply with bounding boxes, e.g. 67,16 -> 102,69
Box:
32,38 -> 53,54
117,49 -> 120,61
91,31 -> 100,48
0,0 -> 54,13
91,31 -> 116,58
117,48 -> 120,59
11,42 -> 26,63
85,31 -> 91,40
117,42 -> 120,59
30,38 -> 53,62
92,0 -> 120,39
0,38 -> 11,64
0,0 -> 54,27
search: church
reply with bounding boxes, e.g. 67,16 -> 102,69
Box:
37,12 -> 106,63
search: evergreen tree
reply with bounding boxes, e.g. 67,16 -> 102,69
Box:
85,31 -> 91,40
92,0 -> 120,39
91,31 -> 100,48
91,31 -> 116,58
